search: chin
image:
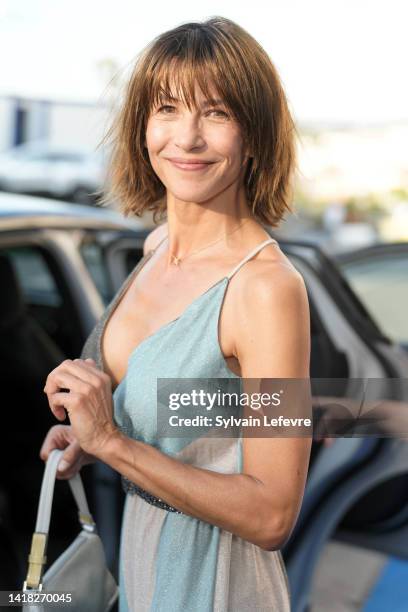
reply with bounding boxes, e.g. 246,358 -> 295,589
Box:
167,187 -> 218,204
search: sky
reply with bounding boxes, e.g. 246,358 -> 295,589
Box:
1,0 -> 407,124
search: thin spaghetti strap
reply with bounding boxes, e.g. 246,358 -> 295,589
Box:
150,234 -> 168,254
227,237 -> 278,280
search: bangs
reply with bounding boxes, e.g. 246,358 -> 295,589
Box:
146,54 -> 239,120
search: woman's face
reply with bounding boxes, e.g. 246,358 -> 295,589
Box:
145,82 -> 250,204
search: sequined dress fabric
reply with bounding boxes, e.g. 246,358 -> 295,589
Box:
80,239 -> 291,612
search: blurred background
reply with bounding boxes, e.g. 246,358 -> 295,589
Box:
0,1 -> 407,611
1,0 -> 408,247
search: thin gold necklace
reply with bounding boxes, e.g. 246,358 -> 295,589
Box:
167,219 -> 250,266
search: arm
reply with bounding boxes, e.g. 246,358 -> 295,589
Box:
96,264 -> 312,550
45,263 -> 311,550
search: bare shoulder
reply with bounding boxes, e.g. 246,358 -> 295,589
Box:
233,259 -> 309,336
229,244 -> 310,377
143,222 -> 169,255
231,242 -> 308,308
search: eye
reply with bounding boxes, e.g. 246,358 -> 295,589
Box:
157,105 -> 176,114
208,109 -> 230,119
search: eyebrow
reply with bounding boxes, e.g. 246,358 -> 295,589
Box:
159,95 -> 225,108
202,98 -> 225,107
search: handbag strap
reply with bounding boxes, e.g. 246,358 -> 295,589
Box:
35,449 -> 94,532
24,449 -> 96,591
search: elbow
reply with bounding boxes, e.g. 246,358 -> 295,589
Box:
253,513 -> 293,552
260,534 -> 290,553
258,534 -> 290,553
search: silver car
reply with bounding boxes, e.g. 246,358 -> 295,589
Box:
0,141 -> 106,204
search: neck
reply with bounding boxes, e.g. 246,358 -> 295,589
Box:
164,184 -> 255,265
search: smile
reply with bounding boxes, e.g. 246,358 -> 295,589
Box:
167,160 -> 215,171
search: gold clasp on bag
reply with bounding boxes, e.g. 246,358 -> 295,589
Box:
23,532 -> 47,590
79,511 -> 96,532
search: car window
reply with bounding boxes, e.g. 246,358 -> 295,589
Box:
339,253 -> 408,343
5,246 -> 62,307
1,245 -> 86,356
80,240 -> 111,304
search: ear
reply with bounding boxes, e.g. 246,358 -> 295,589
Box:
243,150 -> 254,164
243,141 -> 253,161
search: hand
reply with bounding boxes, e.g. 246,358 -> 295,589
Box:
39,424 -> 97,480
43,358 -> 120,457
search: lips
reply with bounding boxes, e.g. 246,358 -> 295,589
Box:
167,158 -> 215,171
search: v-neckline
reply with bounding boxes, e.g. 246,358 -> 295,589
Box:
99,249 -> 230,391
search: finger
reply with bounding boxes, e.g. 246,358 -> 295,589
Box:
58,440 -> 82,472
39,425 -> 76,460
45,362 -> 104,395
44,360 -> 73,393
44,371 -> 94,397
48,391 -> 80,420
39,426 -> 63,460
84,358 -> 97,366
48,403 -> 68,423
74,358 -> 98,371
73,359 -> 110,385
57,455 -> 83,480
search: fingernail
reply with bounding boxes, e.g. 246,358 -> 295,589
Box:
58,460 -> 70,471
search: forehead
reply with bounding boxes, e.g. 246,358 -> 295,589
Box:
149,58 -> 227,110
157,80 -> 223,105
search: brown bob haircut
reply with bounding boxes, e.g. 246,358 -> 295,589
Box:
99,16 -> 298,227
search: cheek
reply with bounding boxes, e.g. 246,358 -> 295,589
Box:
146,123 -> 169,177
145,122 -> 168,151
209,128 -> 245,163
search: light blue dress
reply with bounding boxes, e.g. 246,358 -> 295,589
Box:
82,236 -> 291,612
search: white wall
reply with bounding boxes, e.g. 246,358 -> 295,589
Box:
48,103 -> 112,151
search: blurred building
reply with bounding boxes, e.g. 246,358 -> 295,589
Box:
0,95 -> 109,152
298,121 -> 408,202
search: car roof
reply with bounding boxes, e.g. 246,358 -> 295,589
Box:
0,192 -> 146,231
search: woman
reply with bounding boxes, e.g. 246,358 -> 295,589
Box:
40,16 -> 312,611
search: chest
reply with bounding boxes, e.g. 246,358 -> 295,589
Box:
101,277 -> 241,390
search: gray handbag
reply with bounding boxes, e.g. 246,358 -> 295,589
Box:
22,449 -> 119,612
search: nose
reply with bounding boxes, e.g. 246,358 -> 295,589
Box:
173,113 -> 205,150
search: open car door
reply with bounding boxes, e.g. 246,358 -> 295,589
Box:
335,242 -> 408,353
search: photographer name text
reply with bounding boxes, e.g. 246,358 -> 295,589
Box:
167,414 -> 312,428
